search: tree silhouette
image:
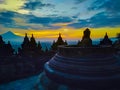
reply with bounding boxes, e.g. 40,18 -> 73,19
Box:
45,46 -> 48,52
21,33 -> 30,51
36,41 -> 44,55
51,40 -> 57,50
0,36 -> 14,56
64,40 -> 68,45
29,34 -> 37,50
19,33 -> 44,57
37,41 -> 42,50
77,40 -> 81,46
6,41 -> 14,56
0,35 -> 5,46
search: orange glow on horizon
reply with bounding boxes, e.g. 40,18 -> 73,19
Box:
13,27 -> 120,40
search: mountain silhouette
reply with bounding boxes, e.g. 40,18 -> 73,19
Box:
1,31 -> 23,42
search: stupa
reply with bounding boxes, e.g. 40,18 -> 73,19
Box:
44,28 -> 120,90
51,33 -> 67,50
100,33 -> 112,46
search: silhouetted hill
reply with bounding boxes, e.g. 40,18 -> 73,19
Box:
1,31 -> 23,42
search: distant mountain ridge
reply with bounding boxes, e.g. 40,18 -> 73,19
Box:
1,31 -> 23,43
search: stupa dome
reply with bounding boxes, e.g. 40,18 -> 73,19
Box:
44,45 -> 120,89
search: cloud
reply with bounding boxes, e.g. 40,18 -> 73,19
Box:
52,17 -> 73,23
75,0 -> 87,4
69,0 -> 104,20
23,0 -> 54,10
0,10 -> 71,30
28,16 -> 51,25
68,0 -> 120,28
0,11 -> 14,26
28,16 -> 73,25
88,12 -> 120,27
68,20 -> 89,28
0,0 -> 4,3
0,0 -> 119,32
0,11 -> 29,29
27,15 -> 73,29
0,0 -> 26,12
89,0 -> 120,15
0,11 -> 14,17
68,12 -> 120,28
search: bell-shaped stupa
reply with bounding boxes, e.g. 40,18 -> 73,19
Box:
44,28 -> 120,90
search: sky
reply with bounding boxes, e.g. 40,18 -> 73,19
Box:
0,0 -> 120,40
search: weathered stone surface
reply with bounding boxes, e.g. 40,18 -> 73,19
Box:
44,46 -> 120,90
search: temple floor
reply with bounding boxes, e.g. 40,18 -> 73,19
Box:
0,72 -> 120,90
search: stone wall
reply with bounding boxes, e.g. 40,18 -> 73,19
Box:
58,45 -> 116,58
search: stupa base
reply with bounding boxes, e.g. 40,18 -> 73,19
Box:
45,62 -> 120,90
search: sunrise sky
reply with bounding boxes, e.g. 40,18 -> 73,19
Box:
0,0 -> 120,40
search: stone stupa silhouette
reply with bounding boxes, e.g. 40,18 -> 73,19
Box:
51,33 -> 67,50
44,28 -> 120,90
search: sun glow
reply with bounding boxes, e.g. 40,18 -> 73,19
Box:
13,27 -> 120,40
